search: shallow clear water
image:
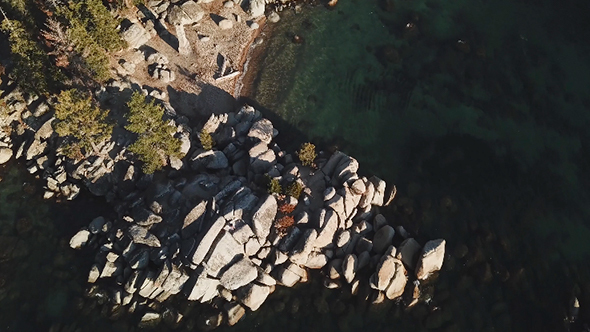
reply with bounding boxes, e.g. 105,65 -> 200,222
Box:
248,0 -> 590,331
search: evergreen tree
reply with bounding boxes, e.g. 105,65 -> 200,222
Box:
41,18 -> 74,68
54,89 -> 113,155
125,92 -> 181,174
1,18 -> 52,93
43,0 -> 126,83
81,0 -> 125,51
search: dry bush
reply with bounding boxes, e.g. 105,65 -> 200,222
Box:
279,203 -> 296,215
275,215 -> 295,237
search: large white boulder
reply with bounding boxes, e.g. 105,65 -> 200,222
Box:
415,239 -> 446,279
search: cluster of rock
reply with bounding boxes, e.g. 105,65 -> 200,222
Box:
149,63 -> 177,83
68,104 -> 446,328
0,82 -> 85,199
0,71 -> 446,329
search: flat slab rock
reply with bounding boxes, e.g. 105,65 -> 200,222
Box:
219,257 -> 258,290
251,195 -> 277,240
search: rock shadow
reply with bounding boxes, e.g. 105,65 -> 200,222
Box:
209,13 -> 226,25
137,4 -> 179,52
167,84 -> 237,122
237,97 -> 311,153
138,45 -> 159,60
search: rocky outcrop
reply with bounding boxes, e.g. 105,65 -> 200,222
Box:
59,103 -> 445,329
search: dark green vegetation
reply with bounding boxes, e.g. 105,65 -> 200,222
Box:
285,181 -> 302,199
0,18 -> 54,93
125,92 -> 182,174
54,89 -> 113,158
0,0 -> 126,93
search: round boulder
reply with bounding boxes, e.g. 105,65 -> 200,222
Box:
0,147 -> 13,165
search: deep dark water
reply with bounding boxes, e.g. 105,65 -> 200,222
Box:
2,0 -> 590,331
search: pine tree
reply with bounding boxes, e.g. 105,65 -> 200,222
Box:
54,89 -> 113,155
125,92 -> 181,174
50,0 -> 126,83
82,0 -> 125,51
1,18 -> 52,93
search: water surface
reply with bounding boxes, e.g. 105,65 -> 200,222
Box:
248,0 -> 590,330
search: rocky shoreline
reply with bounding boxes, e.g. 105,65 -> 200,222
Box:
0,0 -> 446,329
0,75 -> 445,328
70,105 -> 446,328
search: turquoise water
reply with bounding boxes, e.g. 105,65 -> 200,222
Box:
248,0 -> 590,331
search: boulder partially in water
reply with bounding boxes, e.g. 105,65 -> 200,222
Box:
416,239 -> 446,279
69,230 -> 90,249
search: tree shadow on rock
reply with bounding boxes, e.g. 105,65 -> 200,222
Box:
167,84 -> 237,123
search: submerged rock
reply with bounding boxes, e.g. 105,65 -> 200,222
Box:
225,302 -> 246,326
236,283 -> 270,311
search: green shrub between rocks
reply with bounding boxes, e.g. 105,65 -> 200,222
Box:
199,131 -> 215,150
297,142 -> 317,167
285,181 -> 303,199
267,176 -> 282,195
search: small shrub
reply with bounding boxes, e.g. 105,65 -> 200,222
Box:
199,130 -> 215,150
267,176 -> 282,195
285,181 -> 303,199
274,215 -> 295,237
278,203 -> 296,215
297,142 -> 317,167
